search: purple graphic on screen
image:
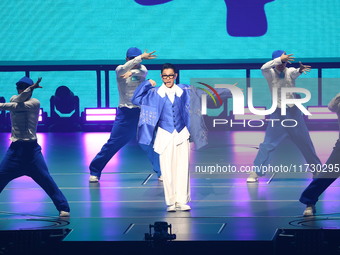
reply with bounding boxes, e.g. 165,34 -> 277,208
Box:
225,0 -> 274,37
134,0 -> 173,5
135,0 -> 274,37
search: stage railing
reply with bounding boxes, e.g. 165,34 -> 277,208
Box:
1,58 -> 339,108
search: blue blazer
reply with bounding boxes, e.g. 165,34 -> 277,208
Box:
132,80 -> 208,150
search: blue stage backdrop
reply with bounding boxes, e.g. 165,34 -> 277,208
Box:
0,0 -> 339,114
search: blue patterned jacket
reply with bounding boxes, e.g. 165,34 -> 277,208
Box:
132,80 -> 208,150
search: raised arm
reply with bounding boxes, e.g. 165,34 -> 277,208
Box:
10,77 -> 42,103
130,65 -> 148,77
11,87 -> 33,103
131,79 -> 156,106
0,99 -> 40,111
116,50 -> 157,76
287,61 -> 311,81
116,56 -> 143,76
261,53 -> 295,78
0,102 -> 18,111
120,65 -> 149,79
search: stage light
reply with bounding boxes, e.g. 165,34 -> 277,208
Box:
145,222 -> 176,242
38,108 -> 44,122
84,108 -> 117,121
307,106 -> 337,120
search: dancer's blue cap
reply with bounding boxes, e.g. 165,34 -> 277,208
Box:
16,77 -> 33,86
126,47 -> 142,58
272,50 -> 285,59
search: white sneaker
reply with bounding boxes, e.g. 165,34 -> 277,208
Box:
247,172 -> 259,183
59,211 -> 70,217
89,175 -> 99,183
303,205 -> 316,217
158,175 -> 163,182
176,203 -> 191,211
167,204 -> 176,212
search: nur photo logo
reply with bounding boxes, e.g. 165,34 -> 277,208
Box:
191,78 -> 314,129
196,82 -> 223,111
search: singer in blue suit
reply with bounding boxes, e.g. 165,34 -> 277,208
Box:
132,63 -> 206,212
132,63 -> 232,212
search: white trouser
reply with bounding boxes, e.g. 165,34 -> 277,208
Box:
160,138 -> 190,206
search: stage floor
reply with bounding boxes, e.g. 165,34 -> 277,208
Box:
0,130 -> 340,244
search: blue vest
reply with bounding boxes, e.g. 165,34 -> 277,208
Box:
158,96 -> 186,133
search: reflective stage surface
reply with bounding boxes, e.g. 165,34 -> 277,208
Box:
0,131 -> 339,244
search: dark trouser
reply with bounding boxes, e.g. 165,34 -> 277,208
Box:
0,141 -> 70,212
89,107 -> 161,178
300,139 -> 340,205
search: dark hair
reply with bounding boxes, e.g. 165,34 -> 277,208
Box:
16,82 -> 31,91
161,63 -> 176,73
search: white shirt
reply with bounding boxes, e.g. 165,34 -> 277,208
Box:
164,84 -> 177,103
115,55 -> 147,108
261,57 -> 301,108
0,87 -> 39,142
